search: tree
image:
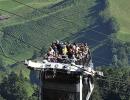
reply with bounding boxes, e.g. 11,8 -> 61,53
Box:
0,95 -> 5,100
108,17 -> 120,33
28,87 -> 39,100
0,72 -> 28,100
0,57 -> 5,71
19,70 -> 24,81
91,82 -> 103,100
110,39 -> 129,67
112,54 -> 118,67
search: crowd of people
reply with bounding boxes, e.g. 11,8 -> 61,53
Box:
44,40 -> 91,66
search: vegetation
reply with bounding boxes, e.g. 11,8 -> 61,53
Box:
0,0 -> 130,99
0,71 -> 38,100
1,0 -> 96,64
92,67 -> 130,100
110,39 -> 129,67
109,0 -> 130,42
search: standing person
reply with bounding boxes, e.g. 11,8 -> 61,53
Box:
66,41 -> 70,51
72,43 -> 76,53
55,40 -> 62,55
86,49 -> 92,67
48,47 -> 54,56
53,45 -> 58,62
52,42 -> 58,55
67,48 -> 73,59
55,40 -> 60,53
59,42 -> 64,55
62,44 -> 68,55
84,43 -> 89,54
83,45 -> 92,67
47,47 -> 55,62
75,44 -> 80,54
82,43 -> 88,66
78,43 -> 85,65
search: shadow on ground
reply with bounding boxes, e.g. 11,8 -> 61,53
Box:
63,0 -> 115,66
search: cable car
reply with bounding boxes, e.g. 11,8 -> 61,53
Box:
25,42 -> 103,100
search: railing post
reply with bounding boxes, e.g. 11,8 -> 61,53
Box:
80,75 -> 83,100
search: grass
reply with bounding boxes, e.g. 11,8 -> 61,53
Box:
0,0 -> 62,27
0,0 -> 66,65
0,54 -> 16,65
109,0 -> 130,42
0,0 -> 97,65
0,0 -> 61,11
0,0 -> 129,77
0,0 -> 120,96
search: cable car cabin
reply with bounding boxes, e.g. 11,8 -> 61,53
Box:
25,60 -> 96,100
40,67 -> 82,100
25,42 -> 103,100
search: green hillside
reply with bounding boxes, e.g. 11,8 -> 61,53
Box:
0,0 -> 62,27
109,0 -> 130,42
0,0 -> 130,99
0,0 -> 98,65
0,0 -> 129,67
0,0 -> 62,12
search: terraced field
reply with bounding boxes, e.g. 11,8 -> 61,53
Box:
0,0 -> 97,65
0,0 -> 130,66
0,0 -> 63,27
